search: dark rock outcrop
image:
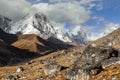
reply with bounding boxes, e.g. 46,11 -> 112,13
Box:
0,15 -> 11,33
66,45 -> 120,80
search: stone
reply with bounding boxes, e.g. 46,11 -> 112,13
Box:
6,75 -> 16,80
16,67 -> 24,73
35,76 -> 44,80
91,43 -> 96,47
74,46 -> 119,69
66,45 -> 120,80
112,75 -> 117,80
66,68 -> 90,80
43,61 -> 61,76
101,57 -> 120,69
20,76 -> 26,80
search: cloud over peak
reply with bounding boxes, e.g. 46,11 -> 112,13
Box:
33,2 -> 90,25
0,0 -> 33,21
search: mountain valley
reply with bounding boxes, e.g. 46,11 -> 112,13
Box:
0,13 -> 120,80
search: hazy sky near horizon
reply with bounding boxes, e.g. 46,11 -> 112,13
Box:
0,0 -> 120,34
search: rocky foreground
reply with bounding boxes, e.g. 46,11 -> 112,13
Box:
0,45 -> 120,80
0,26 -> 120,80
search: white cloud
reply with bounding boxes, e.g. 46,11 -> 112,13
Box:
0,0 -> 103,24
48,0 -> 101,4
87,3 -> 96,9
0,0 -> 104,35
80,0 -> 95,4
92,16 -> 105,24
33,2 -> 90,25
96,3 -> 103,11
0,0 -> 32,21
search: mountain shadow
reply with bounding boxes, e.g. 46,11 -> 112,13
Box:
0,40 -> 41,66
0,28 -> 18,44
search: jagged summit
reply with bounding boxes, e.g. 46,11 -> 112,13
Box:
69,26 -> 90,44
0,15 -> 11,33
0,13 -> 92,45
11,12 -> 73,43
11,12 -> 55,35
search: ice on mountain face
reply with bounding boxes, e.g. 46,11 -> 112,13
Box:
68,26 -> 90,44
10,12 -> 73,43
1,12 -> 120,45
55,28 -> 72,42
10,12 -> 91,44
0,15 -> 11,33
11,13 -> 55,37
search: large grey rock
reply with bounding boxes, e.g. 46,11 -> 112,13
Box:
101,57 -> 120,69
74,46 -> 119,69
66,45 -> 120,80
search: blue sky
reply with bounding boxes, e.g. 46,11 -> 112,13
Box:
26,0 -> 120,32
91,0 -> 120,23
84,0 -> 120,32
0,0 -> 120,34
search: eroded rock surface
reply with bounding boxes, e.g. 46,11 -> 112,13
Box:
67,45 -> 120,80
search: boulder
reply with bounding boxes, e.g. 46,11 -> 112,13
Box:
66,45 -> 120,80
16,67 -> 24,73
43,61 -> 61,76
74,45 -> 119,69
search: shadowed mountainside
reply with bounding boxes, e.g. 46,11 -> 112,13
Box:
0,28 -> 17,44
12,34 -> 73,55
0,39 -> 40,66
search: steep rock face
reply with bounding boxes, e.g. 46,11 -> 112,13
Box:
10,12 -> 90,44
69,26 -> 89,45
17,13 -> 55,36
67,45 -> 120,80
11,13 -> 73,43
0,15 -> 11,33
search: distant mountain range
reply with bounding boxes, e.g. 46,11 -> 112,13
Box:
0,13 -> 89,45
0,13 -> 120,45
0,12 -> 120,80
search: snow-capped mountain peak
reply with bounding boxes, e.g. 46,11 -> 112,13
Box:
71,26 -> 89,44
11,12 -> 55,36
10,12 -> 73,43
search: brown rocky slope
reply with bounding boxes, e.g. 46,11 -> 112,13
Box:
12,34 -> 72,55
91,28 -> 120,49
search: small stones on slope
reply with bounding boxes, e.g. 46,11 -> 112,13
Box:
16,67 -> 24,73
6,75 -> 16,80
43,61 -> 61,77
112,75 -> 117,80
35,76 -> 44,80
